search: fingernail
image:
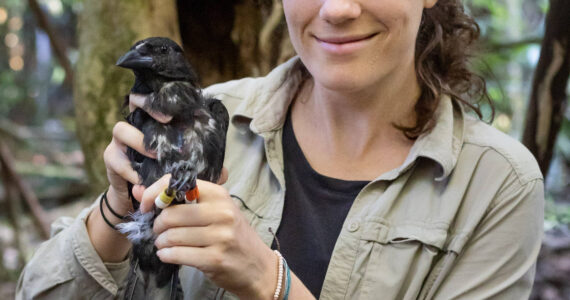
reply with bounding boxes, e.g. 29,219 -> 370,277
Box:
156,249 -> 165,258
130,94 -> 146,106
152,112 -> 173,124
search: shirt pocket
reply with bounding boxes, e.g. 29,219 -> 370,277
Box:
351,220 -> 449,300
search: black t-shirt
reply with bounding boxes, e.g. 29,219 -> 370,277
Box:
272,113 -> 369,298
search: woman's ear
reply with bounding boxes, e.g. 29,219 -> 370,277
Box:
424,0 -> 438,9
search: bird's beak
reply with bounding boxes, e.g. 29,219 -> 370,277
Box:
116,49 -> 153,69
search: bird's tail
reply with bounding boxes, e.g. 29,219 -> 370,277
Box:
121,257 -> 183,300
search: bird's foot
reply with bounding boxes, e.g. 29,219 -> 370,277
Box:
168,161 -> 197,193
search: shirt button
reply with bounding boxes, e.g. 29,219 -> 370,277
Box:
348,221 -> 360,232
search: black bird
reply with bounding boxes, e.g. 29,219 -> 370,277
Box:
114,37 -> 229,299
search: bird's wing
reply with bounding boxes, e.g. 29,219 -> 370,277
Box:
198,97 -> 229,183
205,97 -> 230,135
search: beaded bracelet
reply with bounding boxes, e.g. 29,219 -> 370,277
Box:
283,257 -> 291,300
273,250 -> 285,300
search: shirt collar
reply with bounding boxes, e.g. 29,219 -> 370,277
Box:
231,57 -> 303,134
230,57 -> 465,181
403,96 -> 465,181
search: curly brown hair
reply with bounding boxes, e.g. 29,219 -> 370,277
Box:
401,0 -> 493,138
289,0 -> 491,138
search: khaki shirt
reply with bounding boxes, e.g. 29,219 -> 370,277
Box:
17,58 -> 544,299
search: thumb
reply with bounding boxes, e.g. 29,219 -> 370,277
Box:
132,184 -> 145,203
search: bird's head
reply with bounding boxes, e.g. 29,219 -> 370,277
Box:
116,37 -> 198,91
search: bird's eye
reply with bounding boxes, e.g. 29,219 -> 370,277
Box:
160,46 -> 168,53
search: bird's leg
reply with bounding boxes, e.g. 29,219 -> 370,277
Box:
167,161 -> 198,203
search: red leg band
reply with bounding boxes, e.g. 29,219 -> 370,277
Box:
185,187 -> 200,202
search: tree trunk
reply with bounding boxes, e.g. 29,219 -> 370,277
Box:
522,0 -> 570,176
74,1 -> 293,190
73,0 -> 181,192
177,0 -> 294,86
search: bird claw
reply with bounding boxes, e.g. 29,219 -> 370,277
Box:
168,161 -> 197,192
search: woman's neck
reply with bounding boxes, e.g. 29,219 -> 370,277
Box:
290,67 -> 421,180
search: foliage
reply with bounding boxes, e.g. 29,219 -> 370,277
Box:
544,195 -> 570,231
558,114 -> 570,160
466,0 -> 550,135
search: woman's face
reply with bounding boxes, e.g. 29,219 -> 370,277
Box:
283,0 -> 437,93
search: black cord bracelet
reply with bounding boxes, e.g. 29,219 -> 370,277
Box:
102,189 -> 126,220
100,193 -> 118,230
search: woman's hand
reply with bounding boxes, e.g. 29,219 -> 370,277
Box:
102,94 -> 164,215
136,176 -> 277,300
88,94 -> 163,262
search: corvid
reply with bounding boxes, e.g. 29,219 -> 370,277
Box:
114,37 -> 229,299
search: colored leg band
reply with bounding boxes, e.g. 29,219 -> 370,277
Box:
155,189 -> 176,209
185,186 -> 200,203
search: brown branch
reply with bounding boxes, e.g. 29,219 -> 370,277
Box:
27,0 -> 74,87
0,169 -> 27,267
522,0 -> 570,176
258,0 -> 284,74
0,142 -> 50,239
485,37 -> 543,51
0,118 -> 74,142
38,183 -> 90,203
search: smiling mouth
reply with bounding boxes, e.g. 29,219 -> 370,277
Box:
313,33 -> 379,55
314,33 -> 378,44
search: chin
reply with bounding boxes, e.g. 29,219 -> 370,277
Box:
312,69 -> 372,93
302,55 -> 383,93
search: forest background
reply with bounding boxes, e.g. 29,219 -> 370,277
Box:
0,0 -> 568,299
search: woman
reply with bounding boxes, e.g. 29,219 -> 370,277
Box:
18,0 -> 544,299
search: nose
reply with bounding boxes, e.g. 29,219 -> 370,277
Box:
319,0 -> 361,25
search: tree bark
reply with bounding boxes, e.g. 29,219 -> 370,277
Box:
73,0 -> 181,192
177,0 -> 294,86
522,0 -> 570,176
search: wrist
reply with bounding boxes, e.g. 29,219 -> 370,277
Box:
107,185 -> 133,215
86,193 -> 132,262
273,250 -> 290,300
238,247 -> 277,300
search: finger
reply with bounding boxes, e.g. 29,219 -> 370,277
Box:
129,94 -> 146,113
132,184 -> 145,203
104,142 -> 141,184
147,110 -> 173,124
195,179 -> 231,204
112,121 -> 157,159
217,167 -> 229,185
154,226 -> 224,248
128,101 -> 136,113
130,94 -> 173,123
140,174 -> 171,213
156,246 -> 221,271
153,202 -> 234,234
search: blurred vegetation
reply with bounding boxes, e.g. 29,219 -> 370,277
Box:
0,0 -> 568,294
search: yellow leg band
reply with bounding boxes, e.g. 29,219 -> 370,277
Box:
155,189 -> 175,209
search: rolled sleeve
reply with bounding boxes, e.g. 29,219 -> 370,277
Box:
434,178 -> 544,299
16,198 -> 130,300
